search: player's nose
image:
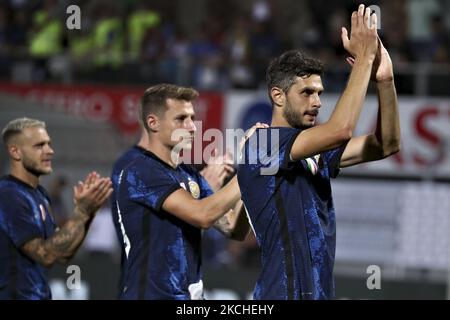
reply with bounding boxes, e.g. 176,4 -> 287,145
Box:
187,119 -> 197,133
46,145 -> 55,155
313,95 -> 322,109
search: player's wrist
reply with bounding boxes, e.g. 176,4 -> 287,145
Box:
355,52 -> 376,64
375,78 -> 394,88
73,206 -> 93,221
353,56 -> 375,70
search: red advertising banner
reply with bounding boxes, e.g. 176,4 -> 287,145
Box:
0,82 -> 224,136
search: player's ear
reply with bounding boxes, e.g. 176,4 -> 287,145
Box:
146,114 -> 159,132
8,144 -> 21,161
271,87 -> 285,108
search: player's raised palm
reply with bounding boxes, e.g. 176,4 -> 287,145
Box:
341,4 -> 378,61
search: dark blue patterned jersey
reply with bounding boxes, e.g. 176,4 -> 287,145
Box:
115,148 -> 213,299
237,127 -> 346,300
0,175 -> 56,299
111,145 -> 145,293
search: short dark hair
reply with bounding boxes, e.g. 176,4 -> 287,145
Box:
140,84 -> 199,130
266,50 -> 324,104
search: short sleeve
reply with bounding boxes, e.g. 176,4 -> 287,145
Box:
322,143 -> 348,178
243,128 -> 301,176
124,162 -> 181,211
0,189 -> 42,248
197,174 -> 214,198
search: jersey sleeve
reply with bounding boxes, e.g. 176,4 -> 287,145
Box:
243,127 -> 301,175
197,174 -> 214,198
277,128 -> 302,171
321,143 -> 348,178
180,164 -> 214,198
124,162 -> 182,211
0,189 -> 42,248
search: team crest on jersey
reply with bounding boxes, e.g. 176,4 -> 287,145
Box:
39,204 -> 46,221
188,180 -> 200,199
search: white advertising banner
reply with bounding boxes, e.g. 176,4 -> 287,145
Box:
224,92 -> 450,178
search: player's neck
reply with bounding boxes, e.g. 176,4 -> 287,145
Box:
10,164 -> 40,188
136,130 -> 149,149
271,113 -> 292,128
146,137 -> 179,169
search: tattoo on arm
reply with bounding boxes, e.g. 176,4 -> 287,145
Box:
21,212 -> 91,266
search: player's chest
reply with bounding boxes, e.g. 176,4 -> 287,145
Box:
29,193 -> 55,238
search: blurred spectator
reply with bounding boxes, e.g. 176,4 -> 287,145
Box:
430,15 -> 450,64
226,16 -> 255,88
91,5 -> 124,69
0,6 -> 10,76
28,0 -> 63,81
0,0 -> 448,93
128,3 -> 161,60
406,0 -> 440,61
249,20 -> 280,86
251,0 -> 271,23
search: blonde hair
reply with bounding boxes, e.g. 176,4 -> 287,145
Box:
2,117 -> 46,146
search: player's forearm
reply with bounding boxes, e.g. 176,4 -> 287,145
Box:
291,57 -> 374,161
328,56 -> 374,133
214,200 -> 250,240
44,209 -> 91,264
22,210 -> 91,267
199,176 -> 241,228
374,80 -> 401,157
228,201 -> 251,241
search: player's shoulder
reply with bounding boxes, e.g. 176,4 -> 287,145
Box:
113,146 -> 144,171
179,163 -> 200,176
246,127 -> 300,149
122,150 -> 174,184
0,176 -> 28,194
0,177 -> 30,206
36,185 -> 51,202
270,127 -> 301,141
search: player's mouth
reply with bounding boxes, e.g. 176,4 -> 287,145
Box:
305,110 -> 319,117
42,159 -> 52,166
304,110 -> 318,122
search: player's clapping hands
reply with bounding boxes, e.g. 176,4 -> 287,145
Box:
201,150 -> 235,192
73,171 -> 113,217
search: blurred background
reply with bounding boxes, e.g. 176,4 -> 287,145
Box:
0,0 -> 449,299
